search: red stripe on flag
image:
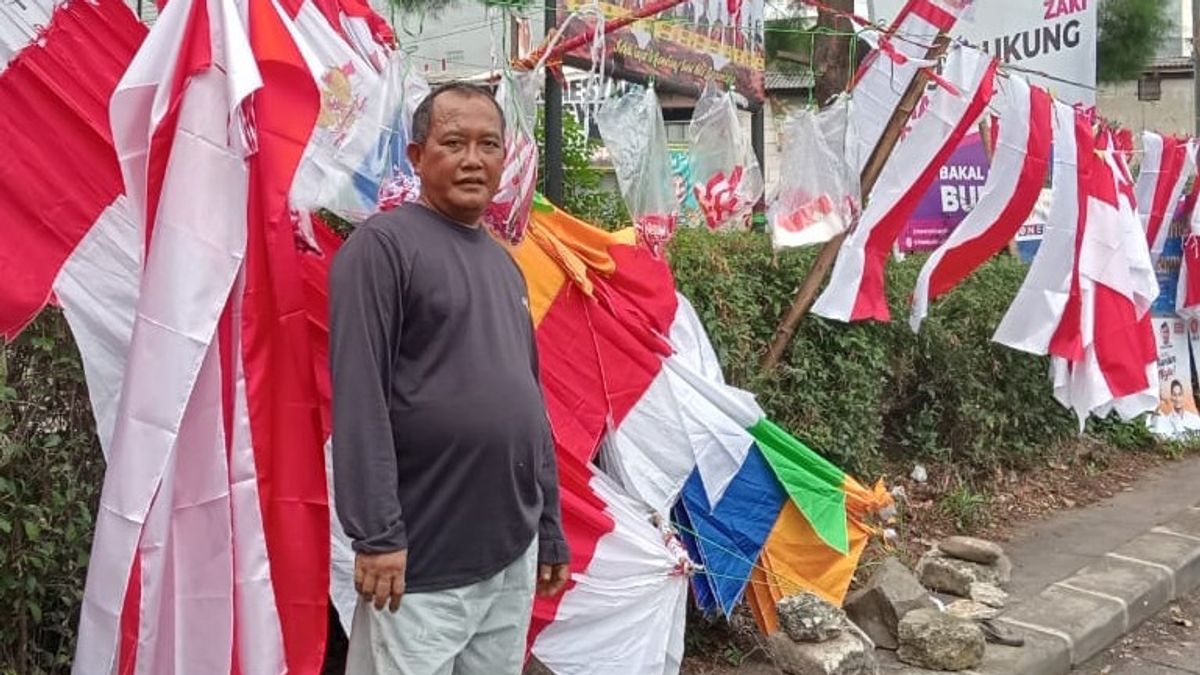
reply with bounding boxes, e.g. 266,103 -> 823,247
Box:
117,555 -> 140,675
906,0 -> 958,30
243,0 -> 328,670
1145,136 -> 1189,248
850,58 -> 998,321
0,0 -> 145,339
1095,286 -> 1154,397
924,86 -> 1052,303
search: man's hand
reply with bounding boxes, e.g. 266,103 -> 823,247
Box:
536,563 -> 569,598
355,550 -> 407,612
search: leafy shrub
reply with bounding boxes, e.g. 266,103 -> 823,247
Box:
0,312 -> 101,673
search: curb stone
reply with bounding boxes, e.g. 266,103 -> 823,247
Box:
876,499 -> 1200,675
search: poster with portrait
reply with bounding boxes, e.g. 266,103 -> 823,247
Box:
1149,315 -> 1200,438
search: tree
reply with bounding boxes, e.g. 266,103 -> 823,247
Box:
1097,0 -> 1172,83
811,0 -> 855,104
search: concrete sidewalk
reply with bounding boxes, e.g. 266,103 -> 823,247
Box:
878,454 -> 1200,675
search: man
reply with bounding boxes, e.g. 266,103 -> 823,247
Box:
329,82 -> 570,674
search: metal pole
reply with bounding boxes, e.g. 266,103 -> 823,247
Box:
750,105 -> 766,228
1193,0 -> 1199,135
544,0 -> 564,205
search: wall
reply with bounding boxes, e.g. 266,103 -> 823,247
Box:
379,2 -> 545,79
1097,76 -> 1196,136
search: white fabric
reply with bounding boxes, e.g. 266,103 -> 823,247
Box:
1180,144 -> 1200,319
848,0 -> 967,173
600,294 -> 763,514
53,197 -> 140,457
814,46 -> 995,323
530,471 -> 687,675
910,76 -> 1037,332
74,0 -> 262,669
994,101 -> 1081,355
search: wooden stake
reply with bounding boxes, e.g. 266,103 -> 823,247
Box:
760,34 -> 951,372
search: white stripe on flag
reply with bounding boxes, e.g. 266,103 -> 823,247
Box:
993,101 -> 1082,355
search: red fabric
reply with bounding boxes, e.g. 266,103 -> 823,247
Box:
1048,113 -> 1095,362
1181,180 -> 1200,312
524,236 -> 677,644
1144,135 -> 1190,248
849,58 -> 998,321
924,85 -> 1052,303
117,555 -> 141,675
243,0 -> 328,671
0,0 -> 145,339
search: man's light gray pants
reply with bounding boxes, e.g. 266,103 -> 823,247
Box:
345,539 -> 537,675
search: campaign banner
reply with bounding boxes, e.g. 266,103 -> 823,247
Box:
873,0 -> 1097,106
557,0 -> 766,103
1149,315 -> 1200,438
1151,196 -> 1190,314
1014,188 -> 1052,263
898,132 -> 989,252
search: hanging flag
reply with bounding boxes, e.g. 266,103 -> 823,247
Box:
996,107 -> 1158,426
1133,131 -> 1194,264
910,77 -> 1053,332
814,45 -> 998,323
848,0 -> 973,173
1178,179 -> 1200,319
75,0 -> 265,671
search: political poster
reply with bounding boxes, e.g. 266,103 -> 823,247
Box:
1149,315 -> 1200,438
1014,188 -> 1051,263
557,0 -> 766,103
872,0 -> 1097,106
1151,196 -> 1190,314
898,132 -> 989,252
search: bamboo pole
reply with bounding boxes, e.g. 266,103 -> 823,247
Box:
760,33 -> 951,372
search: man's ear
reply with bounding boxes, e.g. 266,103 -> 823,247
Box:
406,142 -> 423,177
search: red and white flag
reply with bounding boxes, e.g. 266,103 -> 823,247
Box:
1177,179 -> 1200,318
1133,131 -> 1194,264
910,77 -> 1053,331
813,45 -> 997,323
995,106 -> 1158,426
848,0 -> 973,173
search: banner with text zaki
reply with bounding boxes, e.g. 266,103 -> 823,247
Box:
873,0 -> 1097,105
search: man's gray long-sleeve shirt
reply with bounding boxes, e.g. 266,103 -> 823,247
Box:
329,203 -> 569,592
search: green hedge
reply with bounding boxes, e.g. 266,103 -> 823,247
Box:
668,227 -> 1144,477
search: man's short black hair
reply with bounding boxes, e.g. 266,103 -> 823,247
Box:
1172,379 -> 1184,392
411,82 -> 506,145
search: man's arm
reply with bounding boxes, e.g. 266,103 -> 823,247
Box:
329,228 -> 407,555
527,328 -> 570,595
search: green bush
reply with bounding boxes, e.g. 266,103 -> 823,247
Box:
669,228 -> 1110,477
0,312 -> 101,673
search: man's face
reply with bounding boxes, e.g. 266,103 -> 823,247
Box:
1171,383 -> 1185,412
408,92 -> 505,225
1162,323 -> 1171,344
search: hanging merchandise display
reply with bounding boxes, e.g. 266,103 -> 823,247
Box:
597,85 -> 679,256
769,96 -> 860,248
483,70 -> 542,244
294,50 -> 429,221
686,82 -> 763,231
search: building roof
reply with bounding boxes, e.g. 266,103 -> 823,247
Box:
765,69 -> 814,91
1147,56 -> 1194,75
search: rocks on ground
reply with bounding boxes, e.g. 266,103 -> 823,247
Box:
938,536 -> 1004,565
896,608 -> 986,672
943,599 -> 999,621
968,581 -> 1008,608
916,536 -> 1011,598
844,557 -> 936,650
768,592 -> 879,675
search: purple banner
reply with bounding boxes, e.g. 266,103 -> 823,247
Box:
899,133 -> 991,253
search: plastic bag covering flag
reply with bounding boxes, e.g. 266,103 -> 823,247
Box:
483,69 -> 541,244
293,50 -> 429,221
769,97 -> 861,249
996,105 -> 1158,426
686,82 -> 764,231
814,45 -> 997,323
910,76 -> 1053,332
597,86 -> 679,255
